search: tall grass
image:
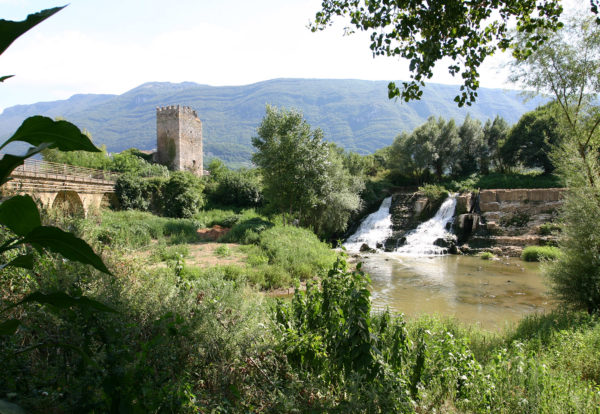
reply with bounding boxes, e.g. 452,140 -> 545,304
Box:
521,245 -> 561,261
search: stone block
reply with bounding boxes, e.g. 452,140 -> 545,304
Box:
480,201 -> 500,212
486,221 -> 498,230
482,212 -> 501,221
455,193 -> 472,215
497,189 -> 529,202
414,198 -> 428,215
527,188 -> 563,202
479,190 -> 497,203
498,203 -> 521,213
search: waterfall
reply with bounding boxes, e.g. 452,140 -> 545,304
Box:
395,195 -> 457,256
343,196 -> 393,252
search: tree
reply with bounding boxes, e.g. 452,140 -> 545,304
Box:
482,116 -> 511,173
252,106 -> 329,224
252,106 -> 363,235
389,131 -> 432,185
311,145 -> 364,237
457,115 -> 485,176
501,103 -> 563,173
411,117 -> 460,180
510,16 -> 600,185
311,0 -> 567,106
510,16 -> 600,312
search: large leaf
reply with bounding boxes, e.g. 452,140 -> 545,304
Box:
0,7 -> 65,56
0,116 -> 99,152
16,291 -> 117,313
0,75 -> 14,82
0,254 -> 34,270
0,319 -> 20,335
21,226 -> 111,274
0,195 -> 41,236
0,143 -> 50,185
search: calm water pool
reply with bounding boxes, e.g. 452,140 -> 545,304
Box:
361,254 -> 552,330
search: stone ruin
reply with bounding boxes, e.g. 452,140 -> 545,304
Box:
155,105 -> 203,176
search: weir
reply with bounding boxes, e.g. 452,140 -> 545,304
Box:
343,196 -> 393,252
344,195 -> 457,256
395,195 -> 457,256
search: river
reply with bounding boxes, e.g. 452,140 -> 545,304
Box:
361,253 -> 552,330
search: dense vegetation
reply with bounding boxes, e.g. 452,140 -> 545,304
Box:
4,213 -> 600,411
5,6 -> 600,414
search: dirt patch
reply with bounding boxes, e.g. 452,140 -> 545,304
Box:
196,225 -> 230,241
186,242 -> 245,267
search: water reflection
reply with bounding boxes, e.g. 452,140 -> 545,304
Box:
362,254 -> 552,330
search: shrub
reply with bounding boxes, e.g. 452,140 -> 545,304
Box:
208,170 -> 263,208
418,183 -> 449,202
222,217 -> 274,244
539,222 -> 561,235
480,251 -> 494,260
500,212 -> 530,227
151,244 -> 190,262
115,173 -> 152,211
162,171 -> 205,218
250,264 -> 291,289
258,225 -> 336,280
521,245 -> 561,262
214,245 -> 231,257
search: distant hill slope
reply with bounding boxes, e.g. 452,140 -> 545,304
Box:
0,79 -> 543,166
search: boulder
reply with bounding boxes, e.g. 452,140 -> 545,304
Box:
433,234 -> 458,249
359,243 -> 376,253
453,213 -> 480,243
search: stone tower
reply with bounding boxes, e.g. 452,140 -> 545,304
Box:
156,105 -> 203,175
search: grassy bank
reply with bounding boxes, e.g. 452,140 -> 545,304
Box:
72,209 -> 337,290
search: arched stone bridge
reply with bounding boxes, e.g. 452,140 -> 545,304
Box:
1,158 -> 120,216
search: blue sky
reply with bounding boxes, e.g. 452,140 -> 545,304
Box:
0,0 -> 555,112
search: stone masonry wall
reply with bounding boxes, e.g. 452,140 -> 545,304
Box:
469,188 -> 565,256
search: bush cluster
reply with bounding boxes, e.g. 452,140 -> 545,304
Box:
521,245 -> 561,262
115,171 -> 205,218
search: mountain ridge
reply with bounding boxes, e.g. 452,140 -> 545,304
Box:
0,78 -> 543,166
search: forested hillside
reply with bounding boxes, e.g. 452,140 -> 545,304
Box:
0,79 -> 543,166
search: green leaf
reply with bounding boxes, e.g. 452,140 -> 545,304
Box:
0,143 -> 50,185
0,116 -> 100,152
0,319 -> 20,335
0,195 -> 41,236
0,7 -> 65,56
0,75 -> 14,82
17,291 -> 117,313
0,254 -> 34,270
21,226 -> 111,274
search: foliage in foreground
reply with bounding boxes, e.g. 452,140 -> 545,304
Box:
3,242 -> 600,412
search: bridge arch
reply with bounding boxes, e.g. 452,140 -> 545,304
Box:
52,190 -> 85,217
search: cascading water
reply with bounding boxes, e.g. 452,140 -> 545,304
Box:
343,196 -> 393,252
395,195 -> 457,256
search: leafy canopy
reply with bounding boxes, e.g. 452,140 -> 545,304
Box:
311,0 -> 566,106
